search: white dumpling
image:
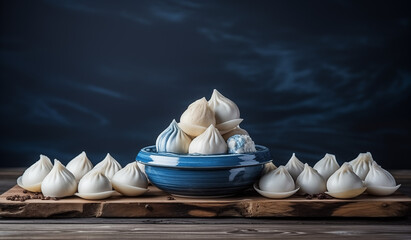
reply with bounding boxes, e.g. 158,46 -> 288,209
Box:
41,159 -> 77,198
349,152 -> 374,180
112,162 -> 148,196
18,154 -> 53,192
259,166 -> 295,192
78,171 -> 112,194
156,119 -> 192,154
365,162 -> 396,188
66,151 -> 93,182
296,164 -> 326,195
364,162 -> 400,196
327,163 -> 364,193
208,89 -> 243,134
137,162 -> 146,175
188,125 -> 227,154
313,153 -> 340,180
222,126 -> 249,141
112,162 -> 148,193
261,162 -> 277,175
179,97 -> 216,137
76,171 -> 114,200
92,153 -> 122,180
285,153 -> 304,180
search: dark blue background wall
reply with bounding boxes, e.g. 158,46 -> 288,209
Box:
1,0 -> 410,168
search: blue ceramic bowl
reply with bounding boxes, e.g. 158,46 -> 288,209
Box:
136,145 -> 272,197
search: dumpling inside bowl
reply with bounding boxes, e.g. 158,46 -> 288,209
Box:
156,119 -> 192,154
222,126 -> 249,141
227,134 -> 256,154
179,97 -> 216,137
188,125 -> 227,154
208,89 -> 243,134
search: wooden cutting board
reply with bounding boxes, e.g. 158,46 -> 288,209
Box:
0,185 -> 410,218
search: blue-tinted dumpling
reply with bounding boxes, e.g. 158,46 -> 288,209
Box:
227,134 -> 256,154
156,119 -> 192,154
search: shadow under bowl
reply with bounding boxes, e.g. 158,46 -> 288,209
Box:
136,145 -> 272,198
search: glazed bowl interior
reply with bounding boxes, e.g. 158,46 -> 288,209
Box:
136,145 -> 272,197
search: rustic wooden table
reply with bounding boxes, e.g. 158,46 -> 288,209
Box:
1,168 -> 410,239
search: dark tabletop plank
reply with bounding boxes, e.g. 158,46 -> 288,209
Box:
1,168 -> 410,239
0,219 -> 411,239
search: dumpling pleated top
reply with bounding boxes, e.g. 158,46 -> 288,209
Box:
156,119 -> 192,154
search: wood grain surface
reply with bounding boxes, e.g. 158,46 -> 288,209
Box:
1,221 -> 411,239
1,169 -> 411,239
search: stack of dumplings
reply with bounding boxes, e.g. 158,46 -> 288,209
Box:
156,89 -> 256,155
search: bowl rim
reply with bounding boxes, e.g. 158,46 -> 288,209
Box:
136,145 -> 272,169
